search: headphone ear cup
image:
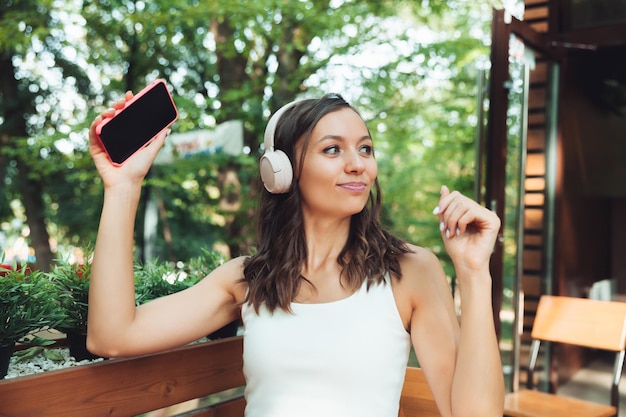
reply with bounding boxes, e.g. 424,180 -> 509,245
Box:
260,149 -> 293,194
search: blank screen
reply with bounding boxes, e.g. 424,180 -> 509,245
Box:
99,81 -> 178,164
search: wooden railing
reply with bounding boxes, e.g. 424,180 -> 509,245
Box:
0,336 -> 440,417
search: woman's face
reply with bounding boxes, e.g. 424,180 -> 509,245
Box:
295,107 -> 378,220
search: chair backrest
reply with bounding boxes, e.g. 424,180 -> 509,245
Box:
532,295 -> 626,351
527,295 -> 626,412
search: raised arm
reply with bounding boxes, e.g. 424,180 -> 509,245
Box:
407,185 -> 504,417
438,185 -> 504,416
86,94 -> 243,358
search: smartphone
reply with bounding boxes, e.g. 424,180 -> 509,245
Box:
95,79 -> 178,166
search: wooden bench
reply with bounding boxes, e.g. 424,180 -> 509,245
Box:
0,336 -> 441,417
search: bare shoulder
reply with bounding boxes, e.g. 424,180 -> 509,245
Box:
400,243 -> 441,267
397,244 -> 447,289
195,255 -> 248,303
214,255 -> 247,276
392,244 -> 450,327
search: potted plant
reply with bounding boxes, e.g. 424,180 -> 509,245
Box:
0,265 -> 65,378
133,259 -> 194,305
134,249 -> 240,339
47,258 -> 98,361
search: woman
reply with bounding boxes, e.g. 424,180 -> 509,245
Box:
87,92 -> 504,417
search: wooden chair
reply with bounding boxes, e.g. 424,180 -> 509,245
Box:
504,295 -> 626,417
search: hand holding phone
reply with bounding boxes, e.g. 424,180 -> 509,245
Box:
95,79 -> 178,166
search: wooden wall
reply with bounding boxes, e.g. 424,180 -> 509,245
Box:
521,0 -> 626,385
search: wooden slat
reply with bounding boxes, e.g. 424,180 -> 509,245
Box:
527,129 -> 546,152
524,233 -> 543,247
526,153 -> 546,177
528,21 -> 549,33
528,87 -> 547,110
524,208 -> 544,230
522,276 -> 542,296
523,249 -> 543,272
525,192 -> 545,207
178,396 -> 245,417
532,296 -> 626,351
524,0 -> 548,8
525,177 -> 546,192
398,367 -> 441,417
530,61 -> 549,83
524,6 -> 549,22
504,390 -> 616,417
0,337 -> 245,417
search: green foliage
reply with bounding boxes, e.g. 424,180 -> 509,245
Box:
47,259 -> 91,335
0,267 -> 65,348
44,152 -> 104,249
0,0 -> 53,54
0,247 -> 224,349
134,249 -> 225,305
145,152 -> 259,259
347,0 -> 502,275
1,0 -> 509,274
12,345 -> 65,363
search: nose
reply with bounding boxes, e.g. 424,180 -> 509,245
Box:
345,149 -> 365,174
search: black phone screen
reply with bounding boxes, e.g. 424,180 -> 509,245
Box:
98,81 -> 178,165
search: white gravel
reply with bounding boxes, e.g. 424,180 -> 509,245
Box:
4,347 -> 103,379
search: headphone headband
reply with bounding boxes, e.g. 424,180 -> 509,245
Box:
263,99 -> 301,152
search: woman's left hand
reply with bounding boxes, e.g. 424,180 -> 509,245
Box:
433,185 -> 500,273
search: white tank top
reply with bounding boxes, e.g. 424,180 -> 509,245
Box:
241,277 -> 411,417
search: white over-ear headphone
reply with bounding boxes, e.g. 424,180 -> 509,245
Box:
259,100 -> 299,193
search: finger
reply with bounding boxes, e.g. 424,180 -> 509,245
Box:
110,91 -> 133,110
437,191 -> 469,238
90,115 -> 103,130
143,129 -> 169,158
89,115 -> 104,142
432,185 -> 450,215
96,92 -> 134,130
153,129 -> 169,148
442,204 -> 466,238
112,100 -> 125,110
434,185 -> 456,213
455,209 -> 476,235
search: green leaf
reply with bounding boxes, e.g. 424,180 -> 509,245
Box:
13,347 -> 45,362
43,349 -> 66,362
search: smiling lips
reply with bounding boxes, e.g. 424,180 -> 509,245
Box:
338,182 -> 368,192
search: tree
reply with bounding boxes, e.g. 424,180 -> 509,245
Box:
0,0 -> 92,271
1,0 -> 508,266
77,0 -> 414,259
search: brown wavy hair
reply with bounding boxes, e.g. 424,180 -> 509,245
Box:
243,94 -> 412,313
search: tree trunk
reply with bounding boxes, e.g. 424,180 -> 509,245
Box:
0,50 -> 54,271
15,158 -> 54,271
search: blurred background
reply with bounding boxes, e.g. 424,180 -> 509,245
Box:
0,0 -> 516,272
